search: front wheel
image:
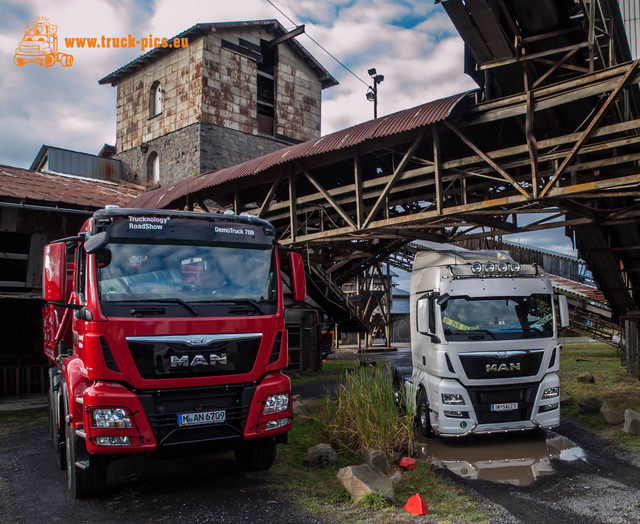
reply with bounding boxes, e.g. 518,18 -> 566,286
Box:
234,437 -> 276,471
416,389 -> 434,438
64,398 -> 107,498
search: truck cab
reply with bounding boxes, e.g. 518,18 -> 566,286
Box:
43,207 -> 306,497
409,250 -> 569,437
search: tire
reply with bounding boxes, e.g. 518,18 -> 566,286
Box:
64,396 -> 107,498
416,389 -> 434,438
13,55 -> 24,66
55,393 -> 66,470
234,437 -> 276,471
43,54 -> 55,67
61,54 -> 73,67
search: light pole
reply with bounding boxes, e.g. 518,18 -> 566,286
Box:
366,68 -> 384,119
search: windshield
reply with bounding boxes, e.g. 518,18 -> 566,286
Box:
96,242 -> 277,315
441,294 -> 553,340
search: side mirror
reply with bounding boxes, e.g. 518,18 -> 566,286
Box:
43,242 -> 67,302
288,251 -> 306,302
416,295 -> 434,335
558,294 -> 569,328
85,231 -> 109,254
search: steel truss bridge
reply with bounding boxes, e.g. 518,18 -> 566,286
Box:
131,0 -> 640,342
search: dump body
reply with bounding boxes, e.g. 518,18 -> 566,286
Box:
409,250 -> 566,437
43,207 -> 305,496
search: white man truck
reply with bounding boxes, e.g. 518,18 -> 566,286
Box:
408,249 -> 569,437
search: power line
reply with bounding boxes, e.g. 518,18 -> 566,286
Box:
264,0 -> 371,88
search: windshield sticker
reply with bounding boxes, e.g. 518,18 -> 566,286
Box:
442,317 -> 479,331
128,216 -> 170,230
214,226 -> 255,237
532,312 -> 553,328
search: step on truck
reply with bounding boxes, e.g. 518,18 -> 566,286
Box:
42,207 -> 306,497
407,249 -> 569,438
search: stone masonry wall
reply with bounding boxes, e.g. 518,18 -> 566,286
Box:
276,43 -> 322,140
115,37 -> 205,155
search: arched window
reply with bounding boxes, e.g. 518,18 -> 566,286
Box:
147,152 -> 159,185
150,81 -> 162,117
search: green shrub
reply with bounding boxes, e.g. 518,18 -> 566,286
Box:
322,364 -> 415,460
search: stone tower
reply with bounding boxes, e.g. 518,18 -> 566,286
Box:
99,20 -> 337,188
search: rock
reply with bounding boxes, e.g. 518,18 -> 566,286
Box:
292,398 -> 310,417
337,464 -> 395,502
559,391 -> 573,404
304,443 -> 337,467
577,372 -> 595,383
623,409 -> 640,435
360,448 -> 388,471
579,396 -> 603,414
599,401 -> 624,425
389,471 -> 403,486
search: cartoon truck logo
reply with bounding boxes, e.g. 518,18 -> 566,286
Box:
14,17 -> 73,68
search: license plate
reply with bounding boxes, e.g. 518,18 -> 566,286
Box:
491,402 -> 518,412
177,410 -> 226,427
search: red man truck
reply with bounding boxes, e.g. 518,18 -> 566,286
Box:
42,206 -> 306,497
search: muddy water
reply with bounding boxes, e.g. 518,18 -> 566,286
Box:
415,431 -> 586,486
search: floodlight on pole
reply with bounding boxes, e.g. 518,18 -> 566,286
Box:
366,68 -> 384,119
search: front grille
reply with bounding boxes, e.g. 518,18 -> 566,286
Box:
459,350 -> 544,380
467,383 -> 538,424
127,334 -> 262,379
138,383 -> 256,447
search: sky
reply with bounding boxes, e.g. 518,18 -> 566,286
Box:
0,0 -> 577,281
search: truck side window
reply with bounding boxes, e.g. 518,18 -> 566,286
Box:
75,245 -> 86,302
416,293 -> 435,335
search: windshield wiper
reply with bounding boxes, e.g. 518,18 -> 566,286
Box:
209,299 -> 265,315
464,329 -> 497,340
124,298 -> 199,316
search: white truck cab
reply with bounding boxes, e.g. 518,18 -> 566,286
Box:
409,249 -> 569,437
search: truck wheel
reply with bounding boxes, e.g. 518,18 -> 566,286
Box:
61,54 -> 73,67
64,400 -> 107,498
43,54 -> 55,67
234,437 -> 276,471
416,389 -> 434,438
13,55 -> 24,66
55,393 -> 66,470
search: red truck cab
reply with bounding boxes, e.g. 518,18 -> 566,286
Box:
43,207 -> 306,497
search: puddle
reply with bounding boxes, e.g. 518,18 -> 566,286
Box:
415,431 -> 586,486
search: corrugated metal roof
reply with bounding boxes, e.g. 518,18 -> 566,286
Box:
128,91 -> 474,209
0,165 -> 142,209
547,274 -> 608,305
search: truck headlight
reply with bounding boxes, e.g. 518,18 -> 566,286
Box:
91,408 -> 133,428
263,393 -> 289,415
441,393 -> 465,405
265,418 -> 289,430
95,436 -> 131,446
542,387 -> 559,399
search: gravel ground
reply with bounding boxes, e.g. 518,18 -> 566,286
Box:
0,409 -> 322,524
441,416 -> 640,523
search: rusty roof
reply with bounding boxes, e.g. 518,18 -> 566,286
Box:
128,91 -> 474,209
547,274 -> 608,306
99,20 -> 338,89
0,165 -> 142,210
